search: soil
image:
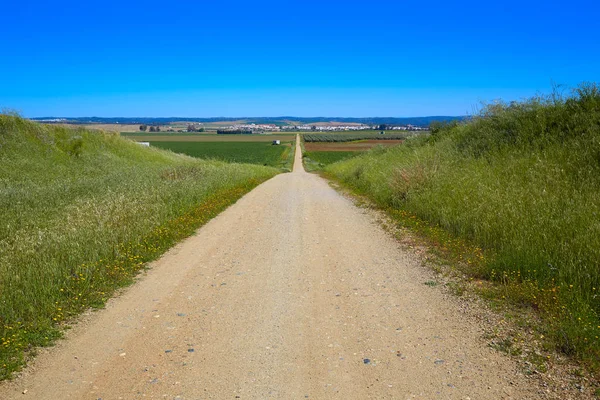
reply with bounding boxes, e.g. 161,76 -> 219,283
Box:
304,140 -> 403,152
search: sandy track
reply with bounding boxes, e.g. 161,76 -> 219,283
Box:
1,136 -> 541,399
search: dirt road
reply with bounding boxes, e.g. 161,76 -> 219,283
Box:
1,136 -> 541,399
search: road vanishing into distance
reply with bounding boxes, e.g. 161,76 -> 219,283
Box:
1,136 -> 541,399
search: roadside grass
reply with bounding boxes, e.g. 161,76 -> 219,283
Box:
303,151 -> 358,171
149,141 -> 294,170
325,83 -> 600,373
0,115 -> 279,379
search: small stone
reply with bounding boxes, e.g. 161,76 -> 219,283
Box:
434,359 -> 445,365
176,313 -> 186,317
363,358 -> 371,365
165,350 -> 172,353
22,389 -> 28,394
119,353 -> 126,357
187,348 -> 194,353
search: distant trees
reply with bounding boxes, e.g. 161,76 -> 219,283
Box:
377,124 -> 388,130
187,124 -> 205,132
148,125 -> 161,132
139,124 -> 147,131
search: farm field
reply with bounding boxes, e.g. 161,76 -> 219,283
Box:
302,136 -> 405,171
303,140 -> 404,152
302,132 -> 411,142
68,123 -> 143,133
123,133 -> 295,142
150,141 -> 294,168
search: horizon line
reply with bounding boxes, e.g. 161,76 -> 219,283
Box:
28,115 -> 466,119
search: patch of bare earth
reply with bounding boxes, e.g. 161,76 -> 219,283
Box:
305,140 -> 403,152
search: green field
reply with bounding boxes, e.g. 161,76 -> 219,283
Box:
0,116 -> 279,379
122,132 -> 295,142
150,141 -> 294,169
325,83 -> 600,371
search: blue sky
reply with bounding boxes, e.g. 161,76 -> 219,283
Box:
1,0 -> 598,117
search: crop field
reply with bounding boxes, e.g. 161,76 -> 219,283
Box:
0,116 -> 279,379
150,141 -> 294,168
122,133 -> 295,142
303,140 -> 404,152
301,136 -> 405,172
302,132 -> 410,142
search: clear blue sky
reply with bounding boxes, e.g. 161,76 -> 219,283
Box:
1,0 -> 598,117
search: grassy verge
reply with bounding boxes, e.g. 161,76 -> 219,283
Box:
0,115 -> 279,379
324,83 -> 600,374
303,151 -> 358,171
281,138 -> 296,171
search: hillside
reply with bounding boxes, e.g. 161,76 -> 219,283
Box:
0,115 -> 279,378
325,83 -> 600,371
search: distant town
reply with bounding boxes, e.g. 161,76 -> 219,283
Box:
224,123 -> 429,133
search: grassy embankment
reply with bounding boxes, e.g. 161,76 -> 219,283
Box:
0,116 -> 279,379
325,84 -> 600,372
303,151 -> 358,171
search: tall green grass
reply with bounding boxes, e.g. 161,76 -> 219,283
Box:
303,151 -> 359,171
0,116 -> 278,379
326,83 -> 600,367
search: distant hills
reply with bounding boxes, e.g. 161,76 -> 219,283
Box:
30,116 -> 466,127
